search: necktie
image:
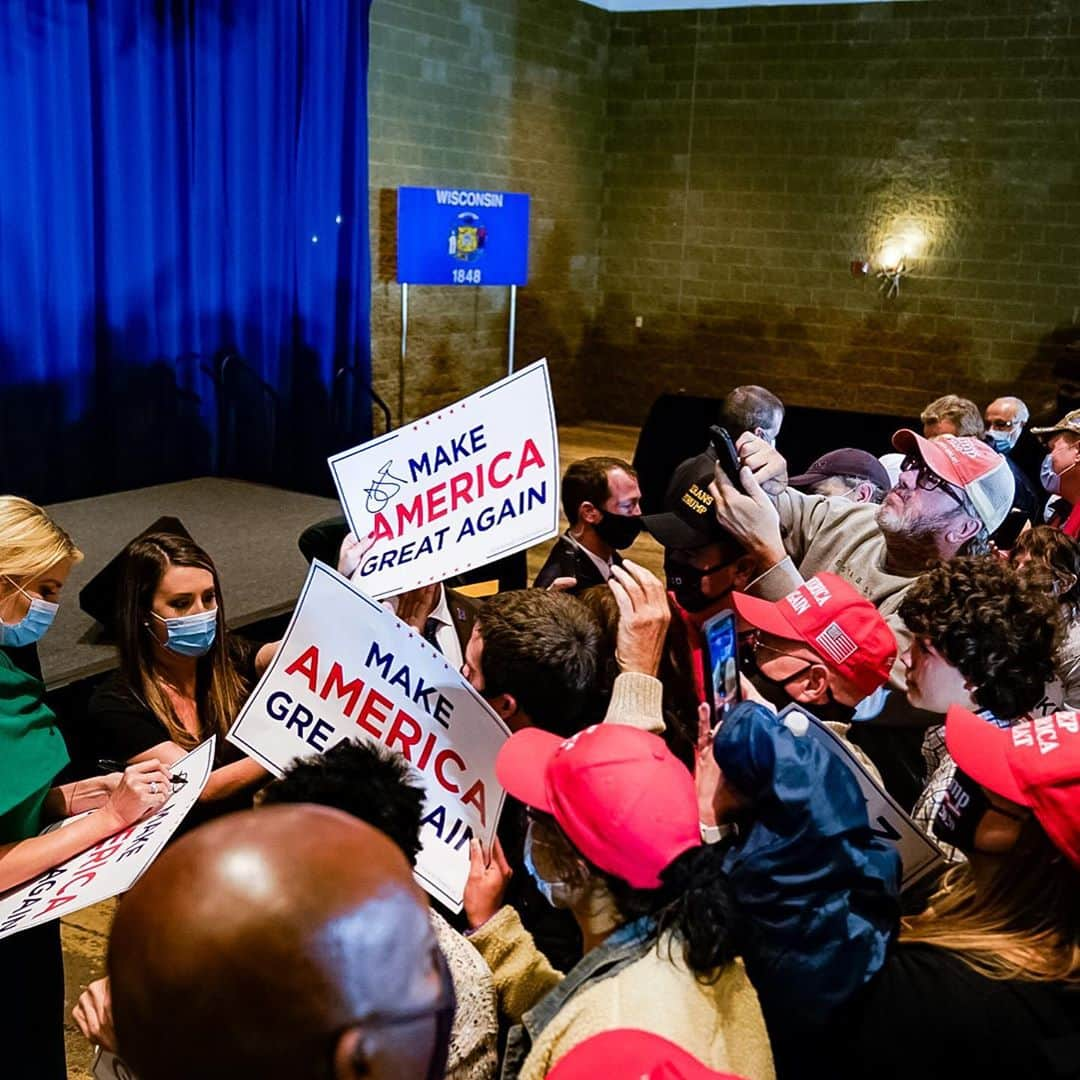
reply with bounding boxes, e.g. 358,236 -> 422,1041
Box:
423,616 -> 442,652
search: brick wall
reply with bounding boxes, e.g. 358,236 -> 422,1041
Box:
594,0 -> 1080,424
368,0 -> 609,427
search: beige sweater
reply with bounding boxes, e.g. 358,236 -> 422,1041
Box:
749,488 -> 916,690
471,905 -> 775,1080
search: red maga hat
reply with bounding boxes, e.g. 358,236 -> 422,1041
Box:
946,705 -> 1080,869
732,572 -> 897,699
545,1030 -> 747,1080
496,724 -> 700,890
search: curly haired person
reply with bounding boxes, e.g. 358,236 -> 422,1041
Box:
897,556 -> 1063,859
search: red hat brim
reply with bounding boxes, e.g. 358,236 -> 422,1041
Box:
892,428 -> 968,488
495,727 -> 565,812
732,590 -> 801,642
944,704 -> 1028,806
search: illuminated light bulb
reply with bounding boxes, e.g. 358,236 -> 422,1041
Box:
311,234 -> 319,243
335,214 -> 342,224
878,243 -> 903,272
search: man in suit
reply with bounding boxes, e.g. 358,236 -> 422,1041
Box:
533,456 -> 643,593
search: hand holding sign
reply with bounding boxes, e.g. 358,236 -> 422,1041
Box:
0,740 -> 214,941
228,562 -> 509,911
464,836 -> 513,930
329,359 -> 559,599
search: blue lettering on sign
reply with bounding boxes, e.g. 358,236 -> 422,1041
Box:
397,186 -> 529,286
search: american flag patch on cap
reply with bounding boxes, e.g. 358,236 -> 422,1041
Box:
815,621 -> 858,665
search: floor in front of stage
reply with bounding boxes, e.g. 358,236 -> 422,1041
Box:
61,421 -> 660,1076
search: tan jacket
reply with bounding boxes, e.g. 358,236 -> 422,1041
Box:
470,905 -> 775,1080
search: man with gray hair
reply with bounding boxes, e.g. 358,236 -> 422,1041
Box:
984,395 -> 1040,537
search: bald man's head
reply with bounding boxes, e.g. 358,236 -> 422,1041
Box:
109,805 -> 451,1080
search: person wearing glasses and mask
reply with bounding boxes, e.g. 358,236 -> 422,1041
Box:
708,429 -> 1015,693
1031,409 -> 1080,538
983,395 -> 1041,536
87,532 -> 275,832
730,573 -> 896,783
0,496 -> 171,1077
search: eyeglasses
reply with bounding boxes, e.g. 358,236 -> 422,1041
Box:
745,633 -> 816,681
330,946 -> 456,1080
899,455 -> 970,513
987,418 -> 1019,431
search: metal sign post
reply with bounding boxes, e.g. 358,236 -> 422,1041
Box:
508,284 -> 517,375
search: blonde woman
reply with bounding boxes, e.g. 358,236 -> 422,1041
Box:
837,705 -> 1080,1078
0,496 -> 170,1077
88,532 -> 273,833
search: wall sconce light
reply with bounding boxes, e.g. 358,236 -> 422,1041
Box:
850,224 -> 925,300
876,244 -> 907,299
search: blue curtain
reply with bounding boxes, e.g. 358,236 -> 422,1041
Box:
0,0 -> 372,503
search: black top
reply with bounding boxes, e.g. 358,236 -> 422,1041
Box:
832,943 -> 1080,1079
86,635 -> 261,833
532,534 -> 620,594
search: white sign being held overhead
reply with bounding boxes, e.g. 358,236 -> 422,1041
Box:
228,562 -> 509,911
329,359 -> 558,599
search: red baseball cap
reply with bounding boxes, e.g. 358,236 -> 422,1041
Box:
891,429 -> 1014,533
496,724 -> 700,889
732,572 -> 897,698
546,1030 -> 747,1080
945,705 -> 1080,869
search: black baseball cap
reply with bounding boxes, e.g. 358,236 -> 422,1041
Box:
641,452 -> 733,550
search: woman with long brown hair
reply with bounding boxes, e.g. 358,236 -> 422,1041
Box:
88,532 -> 273,829
837,704 -> 1080,1078
0,496 -> 170,1077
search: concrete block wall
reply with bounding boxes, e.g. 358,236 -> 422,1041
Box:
368,0 -> 1080,428
596,0 -> 1080,423
368,0 -> 609,428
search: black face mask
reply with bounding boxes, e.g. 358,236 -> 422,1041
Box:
592,511 -> 643,550
932,768 -> 988,851
666,558 -> 725,613
741,649 -> 857,724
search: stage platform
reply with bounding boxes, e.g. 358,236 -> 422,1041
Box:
42,477 -> 341,690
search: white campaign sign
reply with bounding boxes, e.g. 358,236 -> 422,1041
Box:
780,706 -> 945,890
0,739 -> 215,941
329,358 -> 559,599
227,561 -> 509,911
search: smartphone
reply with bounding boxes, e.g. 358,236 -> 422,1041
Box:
708,425 -> 745,493
702,608 -> 742,724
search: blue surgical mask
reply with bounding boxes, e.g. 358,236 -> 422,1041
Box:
1042,454 -> 1063,495
151,608 -> 218,657
987,432 -> 1015,454
523,820 -> 573,908
0,578 -> 58,648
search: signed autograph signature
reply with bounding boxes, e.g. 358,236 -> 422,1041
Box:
364,461 -> 407,513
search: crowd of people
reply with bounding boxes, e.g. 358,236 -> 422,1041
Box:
1,384 -> 1078,1078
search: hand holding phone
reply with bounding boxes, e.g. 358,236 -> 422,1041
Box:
709,425 -> 745,494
